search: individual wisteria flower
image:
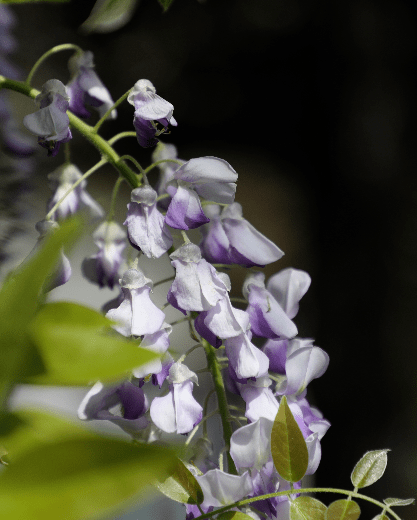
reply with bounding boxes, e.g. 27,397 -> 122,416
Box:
106,267 -> 166,337
167,242 -> 229,314
78,380 -> 149,437
194,469 -> 253,509
22,79 -> 72,157
150,362 -> 203,434
81,220 -> 126,289
165,157 -> 238,230
243,271 -> 298,340
33,219 -> 72,291
267,267 -> 311,319
124,185 -> 173,258
238,375 -> 279,422
152,142 -> 184,205
47,163 -> 104,221
67,50 -> 116,120
127,79 -> 177,148
199,203 -> 284,267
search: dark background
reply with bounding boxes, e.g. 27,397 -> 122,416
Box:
7,0 -> 417,517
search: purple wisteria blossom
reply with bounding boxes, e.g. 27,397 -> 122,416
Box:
194,469 -> 253,509
106,267 -> 165,337
243,271 -> 298,340
23,79 -> 72,157
200,203 -> 284,267
78,380 -> 149,437
150,362 -> 203,434
81,220 -> 126,289
34,219 -> 71,291
152,142 -> 184,206
67,50 -> 116,120
47,163 -> 104,221
167,243 -> 229,314
165,157 -> 238,230
267,267 -> 311,319
127,79 -> 177,148
238,375 -> 279,422
124,185 -> 173,258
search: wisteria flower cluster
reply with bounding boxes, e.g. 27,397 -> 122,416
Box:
0,32 -> 413,520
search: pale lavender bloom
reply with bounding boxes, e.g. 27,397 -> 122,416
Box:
132,322 -> 172,383
23,79 -> 72,157
127,79 -> 177,148
238,376 -> 279,422
150,362 -> 203,434
262,338 -> 288,374
67,50 -> 116,120
165,157 -> 238,230
195,469 -> 253,509
124,185 -> 173,258
267,268 -> 311,319
78,380 -> 148,437
106,268 -> 165,337
47,164 -> 104,221
200,203 -> 284,267
243,271 -> 298,340
34,219 -> 71,291
81,221 -> 126,289
167,243 -> 229,314
274,338 -> 329,396
151,142 -> 184,206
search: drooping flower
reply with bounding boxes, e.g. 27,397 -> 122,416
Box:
150,362 -> 203,434
124,185 -> 173,258
151,142 -> 184,206
199,203 -> 284,267
167,242 -> 229,314
47,163 -> 104,221
127,79 -> 177,148
267,267 -> 311,319
78,380 -> 149,437
106,268 -> 165,337
67,50 -> 116,120
238,375 -> 279,422
23,79 -> 72,157
165,157 -> 238,230
194,469 -> 253,509
81,220 -> 126,289
243,271 -> 298,340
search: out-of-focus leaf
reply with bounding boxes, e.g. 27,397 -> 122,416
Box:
383,498 -> 415,507
290,496 -> 327,520
217,512 -> 255,520
0,218 -> 79,389
351,450 -> 389,489
371,515 -> 389,520
271,395 -> 308,483
0,409 -> 177,520
29,301 -> 159,385
156,458 -> 204,504
80,0 -> 139,34
0,0 -> 68,3
326,499 -> 361,520
158,0 -> 174,12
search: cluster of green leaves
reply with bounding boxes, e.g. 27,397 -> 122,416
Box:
0,218 -> 177,520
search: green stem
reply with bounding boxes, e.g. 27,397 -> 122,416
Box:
107,176 -> 125,222
193,488 -> 403,520
202,339 -> 237,475
25,44 -> 82,86
46,159 -> 107,220
0,77 -> 139,189
119,154 -> 144,174
93,88 -> 132,133
108,131 -> 137,145
142,158 -> 183,176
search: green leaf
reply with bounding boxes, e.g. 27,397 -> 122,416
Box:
217,512 -> 255,520
326,499 -> 361,520
383,498 -> 415,507
271,395 -> 309,482
371,515 -> 389,520
28,301 -> 160,385
158,0 -> 174,12
0,218 -> 80,390
351,450 -> 390,489
0,409 -> 177,520
290,496 -> 327,520
80,0 -> 139,34
156,458 -> 204,504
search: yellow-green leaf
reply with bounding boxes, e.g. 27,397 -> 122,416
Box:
156,458 -> 204,504
218,512 -> 255,520
351,450 -> 389,489
290,496 -> 327,520
0,409 -> 176,520
28,301 -> 159,384
326,499 -> 361,520
81,0 -> 139,34
271,396 -> 308,483
383,498 -> 415,507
